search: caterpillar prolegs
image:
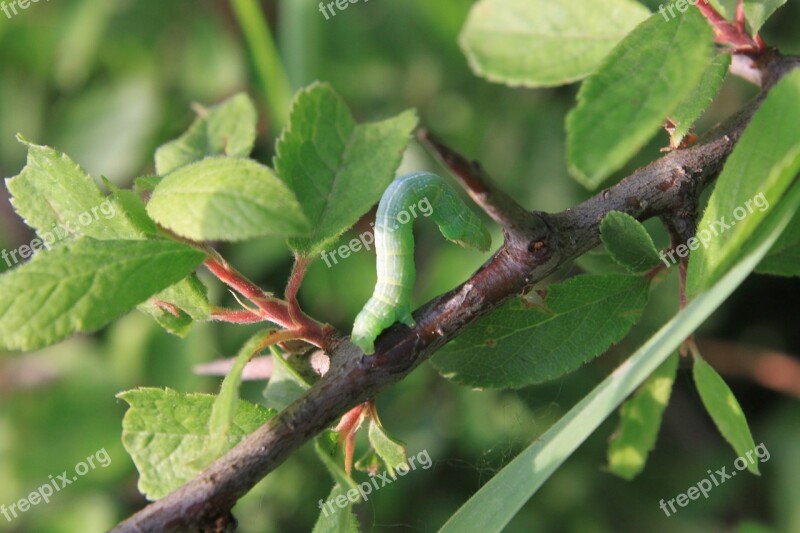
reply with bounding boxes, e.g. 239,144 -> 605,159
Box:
351,172 -> 491,354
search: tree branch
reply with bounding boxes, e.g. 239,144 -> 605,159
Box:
112,52 -> 798,533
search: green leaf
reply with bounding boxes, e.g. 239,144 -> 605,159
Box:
600,211 -> 662,273
687,71 -> 800,297
743,0 -> 787,34
198,331 -> 271,465
459,0 -> 650,88
757,210 -> 800,276
313,432 -> 362,532
439,182 -> 800,532
607,353 -> 679,480
669,52 -> 730,146
154,93 -> 257,175
118,387 -> 275,500
6,138 -> 147,241
102,178 -> 158,237
432,274 -> 650,388
693,354 -> 759,474
312,484 -> 360,533
146,156 -> 310,241
0,239 -> 206,351
368,417 -> 407,477
144,274 -> 210,321
274,83 -> 417,256
566,10 -> 713,188
263,346 -> 311,411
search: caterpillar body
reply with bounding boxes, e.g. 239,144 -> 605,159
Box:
351,172 -> 491,354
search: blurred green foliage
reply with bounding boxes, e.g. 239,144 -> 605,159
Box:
1,0 -> 799,531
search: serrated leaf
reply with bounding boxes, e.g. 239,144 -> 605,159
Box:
368,417 -> 407,477
6,138 -> 147,241
693,354 -> 759,474
756,209 -> 800,276
118,387 -> 275,500
274,83 -> 417,256
670,52 -> 730,146
600,211 -> 662,273
146,156 -> 310,241
0,239 -> 206,351
432,274 -> 650,388
743,0 -> 787,34
263,346 -> 311,411
154,93 -> 257,175
566,10 -> 713,188
607,353 -> 678,480
459,0 -> 650,88
687,71 -> 800,297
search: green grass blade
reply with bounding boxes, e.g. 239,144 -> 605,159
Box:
230,0 -> 292,130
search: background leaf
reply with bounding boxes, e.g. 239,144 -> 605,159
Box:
607,353 -> 679,480
566,10 -> 713,188
743,0 -> 788,34
146,156 -> 310,241
0,239 -> 205,351
600,211 -> 662,273
459,0 -> 650,88
274,82 -> 417,256
757,210 -> 800,276
687,71 -> 800,296
432,274 -> 650,388
118,388 -> 275,500
154,93 -> 257,176
693,354 -> 760,474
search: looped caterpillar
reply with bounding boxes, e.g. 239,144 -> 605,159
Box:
351,172 -> 491,354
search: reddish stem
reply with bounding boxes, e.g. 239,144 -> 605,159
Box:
210,308 -> 267,324
204,255 -> 331,349
695,1 -> 764,53
286,255 -> 310,324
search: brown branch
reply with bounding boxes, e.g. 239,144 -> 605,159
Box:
112,52 -> 799,532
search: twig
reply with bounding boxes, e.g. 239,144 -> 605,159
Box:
417,129 -> 536,234
112,52 -> 799,533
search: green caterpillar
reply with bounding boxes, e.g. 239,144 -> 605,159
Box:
351,172 -> 491,354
